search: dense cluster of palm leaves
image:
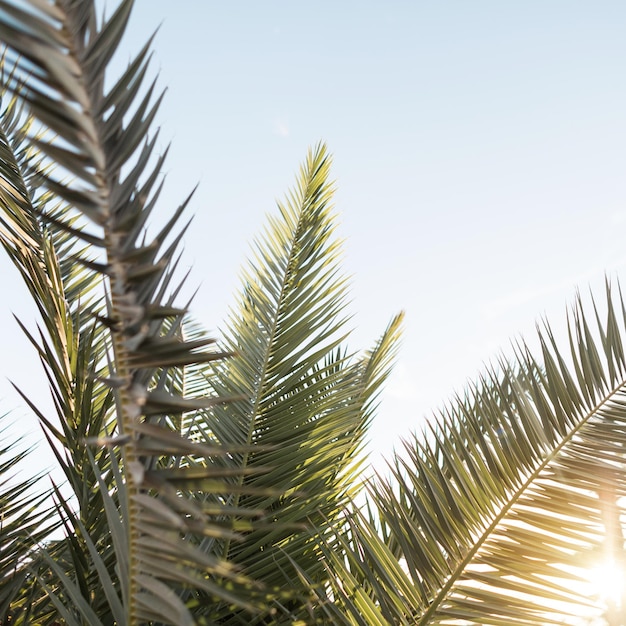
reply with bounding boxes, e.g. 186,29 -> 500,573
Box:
0,1 -> 625,624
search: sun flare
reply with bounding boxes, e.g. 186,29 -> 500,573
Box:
589,559 -> 626,609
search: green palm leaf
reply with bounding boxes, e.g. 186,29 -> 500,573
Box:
0,414 -> 53,624
321,283 -> 626,625
0,1 -> 270,622
196,144 -> 403,622
0,50 -> 117,622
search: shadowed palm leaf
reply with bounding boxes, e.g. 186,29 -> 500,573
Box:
0,414 -> 54,624
0,52 -> 117,622
0,1 -> 272,622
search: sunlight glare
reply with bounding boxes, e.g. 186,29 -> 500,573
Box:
589,558 -> 625,609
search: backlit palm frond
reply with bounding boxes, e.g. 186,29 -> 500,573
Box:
0,57 -> 110,476
0,1 -> 268,622
193,144 -> 403,622
320,281 -> 626,625
0,413 -> 53,624
0,52 -> 117,621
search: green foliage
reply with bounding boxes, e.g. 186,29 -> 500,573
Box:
199,146 -> 402,621
314,288 -> 626,625
0,1 -> 625,625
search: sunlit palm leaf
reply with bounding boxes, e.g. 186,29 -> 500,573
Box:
0,52 -> 118,621
322,282 -> 626,625
195,144 -> 403,622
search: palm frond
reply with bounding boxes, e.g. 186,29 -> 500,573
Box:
0,48 -> 118,621
193,144 -> 403,622
320,281 -> 626,625
0,413 -> 53,624
0,1 -> 269,622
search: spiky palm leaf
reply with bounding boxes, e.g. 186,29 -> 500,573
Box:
179,144 -> 402,623
0,50 -> 119,623
314,283 -> 626,625
0,56 -> 110,503
0,413 -> 54,624
0,1 -> 271,622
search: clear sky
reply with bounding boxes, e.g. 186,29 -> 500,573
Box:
2,1 -> 626,466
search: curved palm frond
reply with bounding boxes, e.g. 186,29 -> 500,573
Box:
318,281 -> 626,625
0,51 -> 118,621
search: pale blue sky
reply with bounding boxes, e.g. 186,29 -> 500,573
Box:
2,2 -> 626,463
